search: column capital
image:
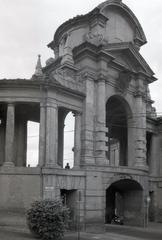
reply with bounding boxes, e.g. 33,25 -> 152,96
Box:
46,102 -> 57,109
81,71 -> 96,82
7,102 -> 15,107
97,73 -> 106,82
40,102 -> 46,108
72,111 -> 82,117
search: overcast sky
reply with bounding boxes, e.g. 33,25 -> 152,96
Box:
0,0 -> 162,113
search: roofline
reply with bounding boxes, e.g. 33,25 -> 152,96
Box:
48,0 -> 147,51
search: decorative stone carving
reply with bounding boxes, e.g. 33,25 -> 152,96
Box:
60,32 -> 74,65
50,66 -> 84,92
34,55 -> 43,76
52,67 -> 75,83
46,58 -> 55,66
84,31 -> 108,46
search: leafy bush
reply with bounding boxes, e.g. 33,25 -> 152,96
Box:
26,199 -> 70,240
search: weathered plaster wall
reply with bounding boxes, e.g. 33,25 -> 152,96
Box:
0,169 -> 41,211
104,7 -> 134,43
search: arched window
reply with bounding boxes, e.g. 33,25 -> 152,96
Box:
63,112 -> 75,168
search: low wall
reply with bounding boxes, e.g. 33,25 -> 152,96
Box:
0,167 -> 41,212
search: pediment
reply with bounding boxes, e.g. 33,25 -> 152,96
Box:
105,43 -> 155,77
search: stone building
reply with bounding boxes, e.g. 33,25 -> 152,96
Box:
0,0 -> 162,231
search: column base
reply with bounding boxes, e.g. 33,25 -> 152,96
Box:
96,157 -> 109,165
2,162 -> 15,168
135,159 -> 148,171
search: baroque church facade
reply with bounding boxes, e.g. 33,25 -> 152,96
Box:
0,0 -> 162,231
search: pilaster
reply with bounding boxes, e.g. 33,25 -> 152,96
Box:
81,73 -> 95,165
149,134 -> 159,176
38,102 -> 46,167
73,111 -> 82,168
95,75 -> 108,165
134,76 -> 147,169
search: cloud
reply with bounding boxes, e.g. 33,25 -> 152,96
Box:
0,0 -> 161,111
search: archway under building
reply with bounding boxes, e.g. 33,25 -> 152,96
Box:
105,179 -> 143,226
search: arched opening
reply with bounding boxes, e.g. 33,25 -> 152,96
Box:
63,112 -> 75,168
58,109 -> 75,168
105,179 -> 143,226
106,96 -> 132,166
0,104 -> 6,166
27,121 -> 39,167
15,103 -> 40,167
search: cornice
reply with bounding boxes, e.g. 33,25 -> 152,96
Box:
43,57 -> 62,74
146,116 -> 158,125
49,0 -> 147,51
0,79 -> 40,88
0,77 -> 85,99
73,41 -> 114,63
105,42 -> 155,80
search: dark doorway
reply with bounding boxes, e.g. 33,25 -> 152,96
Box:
105,179 -> 143,226
60,189 -> 77,229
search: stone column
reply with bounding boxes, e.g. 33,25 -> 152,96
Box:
134,93 -> 147,168
45,102 -> 58,167
38,102 -> 46,167
4,103 -> 15,166
149,134 -> 159,176
95,77 -> 108,165
73,111 -> 82,168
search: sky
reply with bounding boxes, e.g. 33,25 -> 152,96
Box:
0,0 -> 162,113
0,0 -> 162,166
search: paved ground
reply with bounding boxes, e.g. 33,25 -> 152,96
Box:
0,223 -> 162,240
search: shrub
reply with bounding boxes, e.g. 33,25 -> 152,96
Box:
26,199 -> 70,240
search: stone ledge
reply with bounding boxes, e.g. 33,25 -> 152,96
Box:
0,166 -> 41,175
